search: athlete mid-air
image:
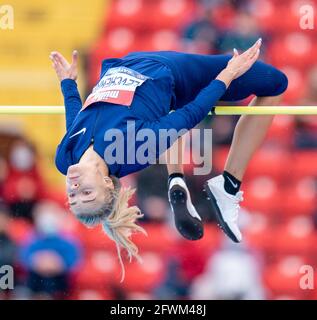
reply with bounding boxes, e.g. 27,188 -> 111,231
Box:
50,39 -> 288,279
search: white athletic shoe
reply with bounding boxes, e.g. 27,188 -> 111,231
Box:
168,177 -> 204,240
204,175 -> 243,243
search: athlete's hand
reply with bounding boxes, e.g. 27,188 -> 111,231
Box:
49,50 -> 78,81
216,39 -> 261,88
226,38 -> 262,79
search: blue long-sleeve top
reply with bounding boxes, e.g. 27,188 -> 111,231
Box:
55,52 -> 227,178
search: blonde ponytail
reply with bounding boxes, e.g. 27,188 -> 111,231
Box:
102,187 -> 147,282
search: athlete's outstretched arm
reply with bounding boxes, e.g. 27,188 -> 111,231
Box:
50,50 -> 82,130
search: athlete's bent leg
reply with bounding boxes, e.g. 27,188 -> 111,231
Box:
204,61 -> 288,243
225,95 -> 282,180
166,136 -> 203,240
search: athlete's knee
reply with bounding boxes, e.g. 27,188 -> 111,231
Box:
270,68 -> 288,96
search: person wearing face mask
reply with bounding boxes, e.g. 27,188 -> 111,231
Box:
3,140 -> 46,221
51,41 -> 288,281
20,201 -> 81,299
9,140 -> 36,172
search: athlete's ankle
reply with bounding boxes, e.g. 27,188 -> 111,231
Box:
222,171 -> 241,195
168,172 -> 185,186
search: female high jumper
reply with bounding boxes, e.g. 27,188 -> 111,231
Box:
50,39 -> 288,279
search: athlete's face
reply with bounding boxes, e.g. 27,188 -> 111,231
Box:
66,163 -> 114,215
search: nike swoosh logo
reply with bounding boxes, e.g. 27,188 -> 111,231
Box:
69,128 -> 86,139
227,176 -> 238,188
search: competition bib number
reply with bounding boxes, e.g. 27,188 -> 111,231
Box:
82,67 -> 150,109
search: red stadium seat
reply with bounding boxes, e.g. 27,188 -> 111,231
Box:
270,217 -> 315,255
88,27 -> 182,86
278,66 -> 307,104
93,28 -> 139,58
77,224 -> 116,251
194,224 -> 223,253
59,213 -> 83,236
213,147 -> 292,182
149,0 -> 196,31
146,30 -> 181,51
171,224 -> 223,281
253,0 -> 317,35
133,223 -> 177,254
121,251 -> 166,292
106,0 -> 152,31
7,218 -> 34,245
43,188 -> 69,209
243,176 -> 281,215
281,179 -> 316,217
263,255 -> 312,299
244,148 -> 291,182
255,1 -> 307,34
88,28 -> 140,85
265,116 -> 295,146
74,250 -> 120,287
268,34 -> 317,70
291,151 -> 317,179
106,0 -> 195,32
289,0 -> 317,32
173,224 -> 222,261
244,213 -> 275,253
210,3 -> 236,30
254,1 -> 284,33
282,67 -> 307,104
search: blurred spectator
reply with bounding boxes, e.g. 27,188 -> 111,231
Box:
182,7 -> 219,54
199,0 -> 250,11
20,201 -> 81,299
294,116 -> 317,149
0,204 -> 17,267
137,165 -> 168,199
181,0 -> 255,54
0,204 -> 17,300
2,139 -> 46,221
154,232 -> 216,300
190,240 -> 265,300
137,165 -> 171,223
216,12 -> 263,53
198,0 -> 238,31
154,258 -> 189,300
